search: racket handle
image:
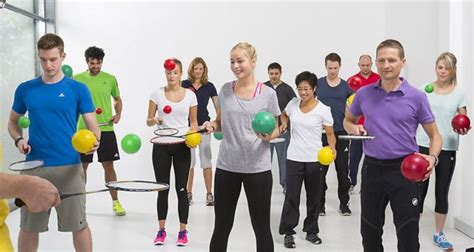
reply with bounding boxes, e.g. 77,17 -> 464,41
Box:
15,198 -> 26,207
197,128 -> 208,134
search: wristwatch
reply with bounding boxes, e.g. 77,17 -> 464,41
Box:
430,154 -> 439,166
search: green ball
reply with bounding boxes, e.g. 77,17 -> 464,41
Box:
121,133 -> 141,154
213,132 -> 223,140
18,116 -> 30,128
251,111 -> 276,135
424,84 -> 434,93
62,64 -> 73,77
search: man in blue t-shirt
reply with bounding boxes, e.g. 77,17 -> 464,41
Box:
315,53 -> 353,217
8,33 -> 99,252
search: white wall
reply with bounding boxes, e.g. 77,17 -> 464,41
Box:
56,0 -> 388,183
56,0 -> 472,236
450,0 -> 474,238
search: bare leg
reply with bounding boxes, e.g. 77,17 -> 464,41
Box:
102,161 -> 118,200
73,226 -> 92,252
435,213 -> 447,233
18,229 -> 39,252
203,167 -> 213,194
179,223 -> 187,232
82,163 -> 89,184
159,220 -> 166,230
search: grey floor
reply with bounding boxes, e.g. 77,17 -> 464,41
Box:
6,158 -> 474,251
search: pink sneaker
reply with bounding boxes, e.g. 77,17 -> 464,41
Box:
176,230 -> 188,246
154,229 -> 166,245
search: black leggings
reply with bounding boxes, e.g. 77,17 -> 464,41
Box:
210,169 -> 274,252
418,146 -> 456,214
152,143 -> 190,224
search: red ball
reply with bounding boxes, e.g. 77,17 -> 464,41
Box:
163,105 -> 172,114
348,76 -> 363,91
163,59 -> 176,71
451,114 -> 470,132
95,107 -> 102,115
401,154 -> 429,182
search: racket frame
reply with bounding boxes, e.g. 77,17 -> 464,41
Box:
338,135 -> 375,140
8,160 -> 44,171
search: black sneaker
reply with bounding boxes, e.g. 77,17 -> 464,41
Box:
319,206 -> 326,216
284,234 -> 296,248
305,233 -> 322,244
339,204 -> 352,216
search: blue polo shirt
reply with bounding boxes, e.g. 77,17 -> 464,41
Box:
12,76 -> 95,167
316,77 -> 353,131
182,80 -> 218,125
349,78 -> 434,159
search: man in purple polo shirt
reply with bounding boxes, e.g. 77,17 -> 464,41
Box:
344,39 -> 442,252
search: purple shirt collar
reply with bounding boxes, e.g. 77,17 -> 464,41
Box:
372,77 -> 409,95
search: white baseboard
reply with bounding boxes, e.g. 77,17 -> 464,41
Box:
454,216 -> 474,239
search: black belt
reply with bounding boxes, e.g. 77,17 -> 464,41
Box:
365,155 -> 406,165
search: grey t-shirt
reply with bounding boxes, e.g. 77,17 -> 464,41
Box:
216,82 -> 281,174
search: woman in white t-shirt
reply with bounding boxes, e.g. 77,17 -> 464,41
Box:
146,58 -> 198,246
278,71 -> 336,248
415,52 -> 469,250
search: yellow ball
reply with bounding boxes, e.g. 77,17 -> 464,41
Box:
318,146 -> 334,165
347,94 -> 355,106
185,130 -> 202,148
71,129 -> 96,153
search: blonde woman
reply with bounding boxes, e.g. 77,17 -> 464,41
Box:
416,52 -> 469,250
204,42 -> 280,252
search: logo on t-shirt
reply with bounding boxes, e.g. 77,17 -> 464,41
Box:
58,93 -> 65,97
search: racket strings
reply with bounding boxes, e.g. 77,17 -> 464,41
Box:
9,160 -> 44,171
106,181 -> 168,191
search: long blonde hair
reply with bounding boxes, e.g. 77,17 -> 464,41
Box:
436,52 -> 457,85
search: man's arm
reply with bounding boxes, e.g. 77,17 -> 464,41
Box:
343,107 -> 365,135
111,96 -> 122,124
419,122 -> 442,178
7,110 -> 30,154
0,173 -> 60,212
82,112 -> 101,154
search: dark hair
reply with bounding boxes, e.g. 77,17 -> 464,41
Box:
325,52 -> 341,65
37,33 -> 64,53
85,46 -> 105,61
376,39 -> 404,59
295,71 -> 318,89
267,62 -> 282,72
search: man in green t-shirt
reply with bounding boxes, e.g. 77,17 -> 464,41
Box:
74,46 -> 126,216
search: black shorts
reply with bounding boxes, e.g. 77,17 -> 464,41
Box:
80,131 -> 120,163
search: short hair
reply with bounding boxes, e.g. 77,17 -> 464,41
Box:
37,33 -> 64,53
85,46 -> 105,61
231,42 -> 257,61
267,62 -> 282,72
325,53 -> 341,65
187,57 -> 209,84
359,54 -> 372,62
295,71 -> 318,90
436,52 -> 457,85
376,39 -> 405,59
